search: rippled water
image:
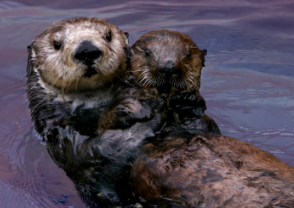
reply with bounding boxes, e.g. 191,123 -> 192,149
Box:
0,0 -> 293,207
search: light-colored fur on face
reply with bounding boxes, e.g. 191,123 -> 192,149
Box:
30,17 -> 128,93
130,30 -> 204,91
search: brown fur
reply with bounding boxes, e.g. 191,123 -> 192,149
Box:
98,75 -> 161,131
130,134 -> 294,207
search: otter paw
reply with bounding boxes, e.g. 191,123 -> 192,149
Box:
113,100 -> 153,128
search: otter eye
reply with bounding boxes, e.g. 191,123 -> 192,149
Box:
53,41 -> 61,50
186,50 -> 192,60
106,32 -> 112,42
144,49 -> 151,57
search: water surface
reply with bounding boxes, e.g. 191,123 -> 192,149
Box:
0,0 -> 293,207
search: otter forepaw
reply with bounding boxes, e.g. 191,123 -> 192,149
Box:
168,91 -> 207,119
112,99 -> 153,128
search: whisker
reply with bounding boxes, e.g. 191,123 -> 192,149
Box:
47,73 -> 63,104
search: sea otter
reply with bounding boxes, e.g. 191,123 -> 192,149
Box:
26,17 -> 129,139
44,30 -> 218,207
125,34 -> 294,208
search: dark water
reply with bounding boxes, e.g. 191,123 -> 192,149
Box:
0,0 -> 293,207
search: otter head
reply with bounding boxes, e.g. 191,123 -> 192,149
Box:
27,17 -> 129,92
130,30 -> 206,93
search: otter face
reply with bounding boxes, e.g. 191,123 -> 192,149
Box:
130,30 -> 206,91
29,17 -> 128,92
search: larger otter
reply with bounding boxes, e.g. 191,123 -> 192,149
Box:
26,17 -> 129,138
26,18 -> 129,207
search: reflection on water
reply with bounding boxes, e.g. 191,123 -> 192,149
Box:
0,0 -> 293,207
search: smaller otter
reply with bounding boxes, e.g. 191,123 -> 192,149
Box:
125,33 -> 294,208
26,17 -> 129,138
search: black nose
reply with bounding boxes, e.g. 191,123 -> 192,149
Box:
74,41 -> 102,64
157,60 -> 180,77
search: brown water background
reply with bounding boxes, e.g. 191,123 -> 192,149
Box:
0,0 -> 293,207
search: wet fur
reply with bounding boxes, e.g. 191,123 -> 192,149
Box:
130,134 -> 294,207
46,73 -> 167,207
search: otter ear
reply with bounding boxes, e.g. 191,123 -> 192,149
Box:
124,32 -> 129,38
123,47 -> 131,59
26,45 -> 35,77
124,32 -> 129,44
123,47 -> 131,67
27,45 -> 32,53
201,49 -> 207,67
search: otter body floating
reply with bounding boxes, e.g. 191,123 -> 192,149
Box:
127,31 -> 294,208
